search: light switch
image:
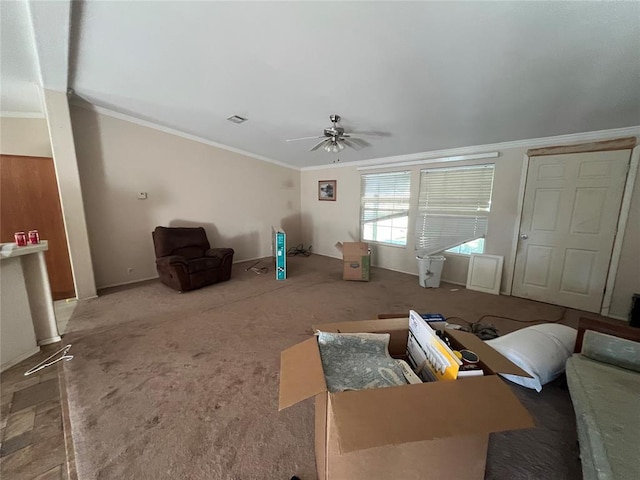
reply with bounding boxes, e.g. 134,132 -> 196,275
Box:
137,192 -> 148,199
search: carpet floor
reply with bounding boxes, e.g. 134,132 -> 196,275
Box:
62,254 -> 591,479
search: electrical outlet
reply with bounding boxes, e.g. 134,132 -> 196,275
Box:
127,268 -> 134,274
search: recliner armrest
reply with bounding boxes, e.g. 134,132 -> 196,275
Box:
156,255 -> 188,266
205,248 -> 234,259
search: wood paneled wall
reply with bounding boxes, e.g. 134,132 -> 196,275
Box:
1,155 -> 75,300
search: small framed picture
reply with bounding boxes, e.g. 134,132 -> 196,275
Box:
318,180 -> 337,201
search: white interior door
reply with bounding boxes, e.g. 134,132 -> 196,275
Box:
512,150 -> 630,312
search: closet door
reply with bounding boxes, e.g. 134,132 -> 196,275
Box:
512,150 -> 630,312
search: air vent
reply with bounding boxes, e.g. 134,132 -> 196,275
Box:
227,115 -> 248,124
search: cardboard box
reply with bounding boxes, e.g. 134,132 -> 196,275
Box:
279,318 -> 534,480
335,242 -> 370,281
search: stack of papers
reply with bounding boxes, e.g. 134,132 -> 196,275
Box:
406,310 -> 462,381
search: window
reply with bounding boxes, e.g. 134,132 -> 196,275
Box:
416,164 -> 495,255
446,238 -> 485,255
361,171 -> 411,246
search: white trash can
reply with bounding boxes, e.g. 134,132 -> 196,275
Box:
417,255 -> 446,288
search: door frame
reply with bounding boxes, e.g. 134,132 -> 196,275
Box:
506,141 -> 639,319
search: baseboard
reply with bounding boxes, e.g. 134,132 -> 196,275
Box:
97,275 -> 159,291
1,347 -> 41,373
234,256 -> 269,264
317,254 -> 474,283
96,258 -> 278,291
373,263 -> 419,277
312,252 -> 420,277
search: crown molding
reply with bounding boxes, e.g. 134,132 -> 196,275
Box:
64,99 -> 640,174
69,100 -> 300,171
301,125 -> 640,172
0,111 -> 46,119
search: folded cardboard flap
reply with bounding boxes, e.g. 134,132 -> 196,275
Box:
447,329 -> 533,378
342,242 -> 369,257
313,318 -> 408,333
335,242 -> 369,256
330,375 -> 535,454
279,337 -> 327,410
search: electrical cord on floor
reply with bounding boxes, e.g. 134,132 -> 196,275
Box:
287,244 -> 312,257
446,308 -> 567,340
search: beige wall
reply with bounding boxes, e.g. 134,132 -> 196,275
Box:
610,153 -> 640,319
301,149 -> 527,291
301,141 -> 639,318
0,117 -> 52,157
71,106 -> 301,289
66,105 -> 638,316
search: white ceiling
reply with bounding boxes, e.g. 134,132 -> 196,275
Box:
0,0 -> 42,114
4,1 -> 640,167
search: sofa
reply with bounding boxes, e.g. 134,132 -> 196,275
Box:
565,320 -> 640,480
152,226 -> 234,292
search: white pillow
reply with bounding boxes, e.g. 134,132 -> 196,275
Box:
485,324 -> 577,392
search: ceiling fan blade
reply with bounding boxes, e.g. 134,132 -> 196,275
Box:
346,137 -> 370,148
341,138 -> 362,151
310,138 -> 329,151
347,131 -> 391,137
286,135 -> 325,142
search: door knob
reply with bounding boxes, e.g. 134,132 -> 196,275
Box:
520,234 -> 528,240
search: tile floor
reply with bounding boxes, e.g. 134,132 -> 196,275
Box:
0,299 -> 77,480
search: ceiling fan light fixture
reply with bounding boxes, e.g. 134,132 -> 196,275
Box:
286,114 -> 381,154
325,140 -> 342,153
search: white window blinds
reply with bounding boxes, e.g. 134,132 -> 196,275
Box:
416,164 -> 495,255
360,171 -> 411,246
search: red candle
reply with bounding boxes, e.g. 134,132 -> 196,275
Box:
14,232 -> 27,246
28,230 -> 40,245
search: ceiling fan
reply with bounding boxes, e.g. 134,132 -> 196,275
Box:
286,114 -> 377,153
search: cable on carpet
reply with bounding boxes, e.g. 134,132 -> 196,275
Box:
287,244 -> 312,257
446,308 -> 567,340
244,260 -> 268,274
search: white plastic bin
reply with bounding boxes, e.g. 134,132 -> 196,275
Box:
417,255 -> 446,288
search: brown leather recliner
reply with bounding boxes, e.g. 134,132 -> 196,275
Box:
152,226 -> 234,292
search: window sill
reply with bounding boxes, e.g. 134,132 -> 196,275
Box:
443,251 -> 483,258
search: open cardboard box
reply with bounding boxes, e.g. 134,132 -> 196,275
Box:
334,242 -> 371,281
279,317 -> 535,479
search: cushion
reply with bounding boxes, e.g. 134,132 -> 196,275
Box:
566,354 -> 640,480
316,331 -> 406,393
486,323 -> 577,392
152,226 -> 210,258
173,246 -> 206,259
185,256 -> 222,273
581,330 -> 640,373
